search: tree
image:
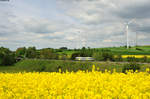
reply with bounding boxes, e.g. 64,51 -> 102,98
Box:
60,53 -> 68,60
40,48 -> 58,59
71,53 -> 81,60
102,52 -> 114,61
115,55 -> 123,62
2,53 -> 15,65
26,47 -> 37,58
59,47 -> 68,50
0,47 -> 15,66
40,48 -> 53,59
82,47 -> 86,50
92,52 -> 104,61
16,47 -> 26,58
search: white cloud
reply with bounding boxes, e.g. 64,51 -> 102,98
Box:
0,0 -> 150,50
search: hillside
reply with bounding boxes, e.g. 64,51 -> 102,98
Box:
58,46 -> 150,56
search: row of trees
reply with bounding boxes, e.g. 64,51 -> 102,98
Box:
16,47 -> 59,59
0,46 -> 104,66
0,47 -> 61,66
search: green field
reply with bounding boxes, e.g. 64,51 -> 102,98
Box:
0,59 -> 150,73
1,46 -> 150,73
92,46 -> 150,55
57,46 -> 150,56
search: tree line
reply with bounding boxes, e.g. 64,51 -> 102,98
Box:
0,46 -> 149,66
0,47 -> 60,66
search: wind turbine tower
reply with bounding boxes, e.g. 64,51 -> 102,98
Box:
124,19 -> 135,49
126,24 -> 129,49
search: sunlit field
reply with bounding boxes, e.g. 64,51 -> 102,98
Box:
122,55 -> 150,58
1,67 -> 150,99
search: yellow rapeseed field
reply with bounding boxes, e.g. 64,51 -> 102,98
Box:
122,55 -> 150,58
0,67 -> 150,99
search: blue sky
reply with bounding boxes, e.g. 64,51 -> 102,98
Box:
0,0 -> 150,50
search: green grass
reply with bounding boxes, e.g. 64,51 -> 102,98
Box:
1,46 -> 149,73
0,59 -> 149,73
92,46 -> 150,55
57,46 -> 150,56
109,47 -> 150,55
57,50 -> 77,55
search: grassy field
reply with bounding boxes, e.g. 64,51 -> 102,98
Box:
1,46 -> 150,73
57,46 -> 150,56
0,59 -> 150,73
96,46 -> 150,55
57,50 -> 77,55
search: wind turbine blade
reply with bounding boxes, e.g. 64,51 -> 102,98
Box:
128,19 -> 135,24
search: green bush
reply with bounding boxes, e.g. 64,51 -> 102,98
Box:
0,47 -> 16,66
71,53 -> 80,60
2,54 -> 16,66
126,57 -> 137,62
141,56 -> 147,63
26,47 -> 37,58
102,52 -> 114,61
115,55 -> 123,62
122,62 -> 140,73
60,54 -> 68,60
92,51 -> 115,61
92,52 -> 104,61
136,48 -> 143,51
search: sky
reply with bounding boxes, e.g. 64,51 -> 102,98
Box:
0,0 -> 150,50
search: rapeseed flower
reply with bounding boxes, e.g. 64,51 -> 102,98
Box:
0,69 -> 150,98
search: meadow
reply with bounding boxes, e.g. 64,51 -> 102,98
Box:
88,46 -> 150,55
0,59 -> 150,73
57,46 -> 150,56
1,69 -> 150,99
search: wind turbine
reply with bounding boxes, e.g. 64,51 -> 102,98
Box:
124,19 -> 143,48
124,19 -> 135,49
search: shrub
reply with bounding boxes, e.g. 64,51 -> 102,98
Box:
60,54 -> 68,60
15,47 -> 26,58
0,47 -> 16,66
26,47 -> 37,58
2,54 -> 16,66
141,56 -> 147,63
115,55 -> 123,62
126,57 -> 137,62
122,62 -> 140,73
40,48 -> 58,59
92,52 -> 104,61
71,53 -> 80,60
59,47 -> 67,50
136,48 -> 143,51
102,52 -> 114,61
92,52 -> 115,61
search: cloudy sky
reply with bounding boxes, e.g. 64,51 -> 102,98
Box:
0,0 -> 150,50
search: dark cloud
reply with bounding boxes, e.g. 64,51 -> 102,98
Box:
136,26 -> 150,33
114,1 -> 150,19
